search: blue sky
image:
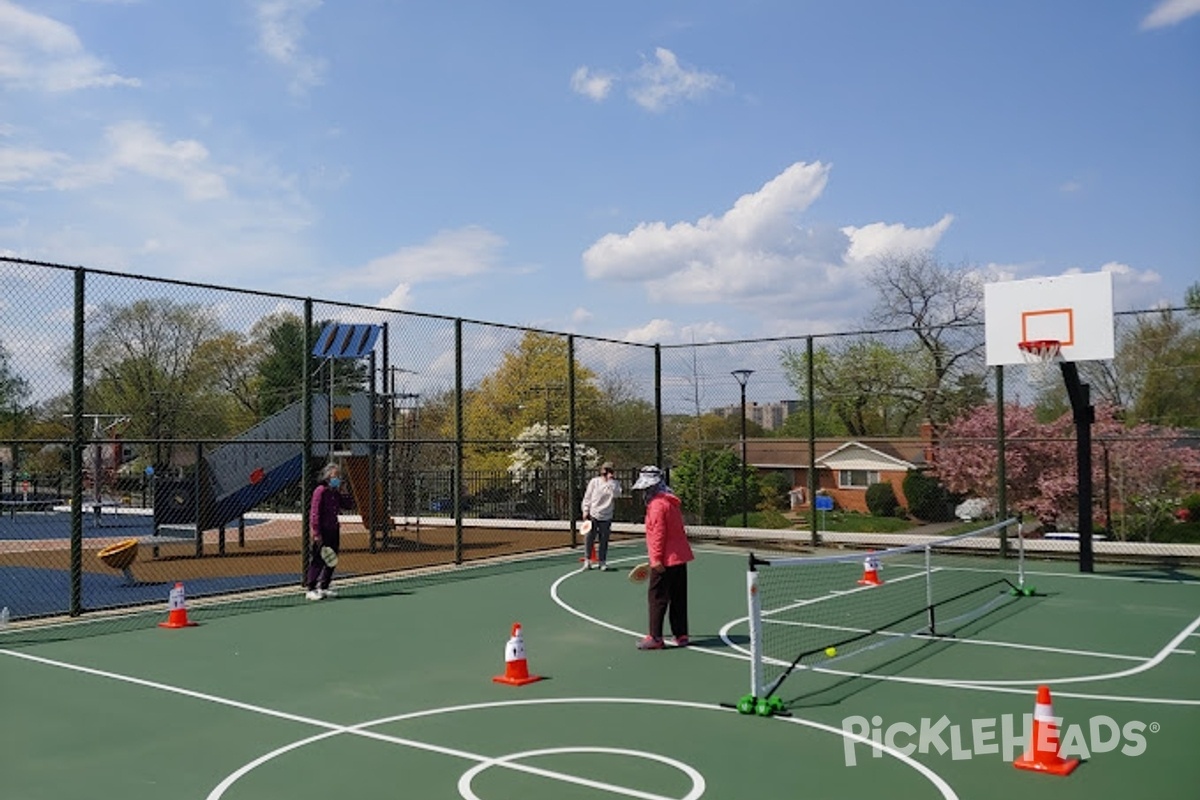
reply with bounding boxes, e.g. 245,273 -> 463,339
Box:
2,0 -> 1198,347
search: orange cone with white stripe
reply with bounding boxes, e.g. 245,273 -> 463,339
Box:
492,622 -> 543,686
1014,685 -> 1079,776
158,582 -> 198,629
857,552 -> 883,586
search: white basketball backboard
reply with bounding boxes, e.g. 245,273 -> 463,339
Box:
984,271 -> 1114,366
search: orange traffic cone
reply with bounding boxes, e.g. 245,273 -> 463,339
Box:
1014,685 -> 1080,776
492,622 -> 543,686
158,582 -> 199,629
857,552 -> 883,586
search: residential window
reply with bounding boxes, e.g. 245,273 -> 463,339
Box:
838,469 -> 879,489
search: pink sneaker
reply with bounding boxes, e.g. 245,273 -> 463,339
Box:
672,635 -> 690,648
636,636 -> 664,650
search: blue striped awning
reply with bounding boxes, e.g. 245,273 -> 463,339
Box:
312,323 -> 382,359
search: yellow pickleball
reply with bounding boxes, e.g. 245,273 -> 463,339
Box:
825,647 -> 837,657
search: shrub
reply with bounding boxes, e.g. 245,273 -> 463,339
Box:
865,482 -> 900,517
1182,492 -> 1200,523
903,469 -> 955,522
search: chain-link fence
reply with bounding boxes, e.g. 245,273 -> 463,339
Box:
1,257 -> 1197,628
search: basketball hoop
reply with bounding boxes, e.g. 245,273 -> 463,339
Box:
1018,339 -> 1062,384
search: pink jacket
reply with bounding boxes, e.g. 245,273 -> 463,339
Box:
645,490 -> 694,568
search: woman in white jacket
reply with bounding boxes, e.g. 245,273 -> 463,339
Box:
580,461 -> 620,570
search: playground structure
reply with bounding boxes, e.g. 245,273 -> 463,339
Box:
149,322 -> 425,558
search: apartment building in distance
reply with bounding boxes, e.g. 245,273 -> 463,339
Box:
713,399 -> 800,431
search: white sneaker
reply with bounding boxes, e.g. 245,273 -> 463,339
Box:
320,587 -> 338,598
305,590 -> 323,601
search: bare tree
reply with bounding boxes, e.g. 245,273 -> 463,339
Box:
868,251 -> 988,433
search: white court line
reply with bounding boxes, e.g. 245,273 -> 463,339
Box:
1172,649 -> 1195,655
0,648 -> 958,800
553,556 -> 1200,703
768,619 -> 1149,663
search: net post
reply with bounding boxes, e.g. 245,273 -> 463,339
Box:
924,544 -> 934,635
747,563 -> 764,699
1017,515 -> 1026,592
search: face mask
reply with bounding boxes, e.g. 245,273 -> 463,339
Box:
329,477 -> 341,489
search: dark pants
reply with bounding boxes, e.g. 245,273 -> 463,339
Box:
647,563 -> 688,640
306,529 -> 340,590
584,518 -> 613,563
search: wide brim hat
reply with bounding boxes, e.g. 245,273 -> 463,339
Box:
632,465 -> 662,490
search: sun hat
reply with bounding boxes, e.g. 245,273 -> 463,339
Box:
632,465 -> 663,490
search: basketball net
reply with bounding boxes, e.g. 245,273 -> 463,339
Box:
1017,339 -> 1063,387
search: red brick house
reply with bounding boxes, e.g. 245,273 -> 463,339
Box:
741,437 -> 934,514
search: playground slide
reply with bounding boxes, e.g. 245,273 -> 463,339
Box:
342,455 -> 389,530
171,394 -> 377,532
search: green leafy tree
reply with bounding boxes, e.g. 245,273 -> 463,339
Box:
758,471 -> 791,512
783,339 -> 923,436
253,313 -> 369,418
82,299 -> 230,465
1,341 -> 33,477
457,331 -> 601,473
672,447 -> 760,524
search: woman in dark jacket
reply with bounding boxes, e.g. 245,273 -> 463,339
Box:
306,463 -> 353,600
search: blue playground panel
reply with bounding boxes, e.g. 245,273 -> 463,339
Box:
0,511 -> 268,541
0,512 -> 159,540
0,565 -> 301,619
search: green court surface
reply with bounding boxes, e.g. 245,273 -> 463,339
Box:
2,542 -> 1199,799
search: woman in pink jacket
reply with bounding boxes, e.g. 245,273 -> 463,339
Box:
631,465 -> 694,650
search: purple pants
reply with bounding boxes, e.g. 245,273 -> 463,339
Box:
306,530 -> 339,590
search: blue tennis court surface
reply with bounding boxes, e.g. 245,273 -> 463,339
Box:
0,564 -> 300,617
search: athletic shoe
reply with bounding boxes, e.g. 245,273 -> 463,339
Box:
305,590 -> 323,601
599,563 -> 613,571
636,636 -> 664,650
320,587 -> 338,598
672,635 -> 690,648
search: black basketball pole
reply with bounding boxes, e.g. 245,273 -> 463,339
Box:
1060,361 -> 1095,573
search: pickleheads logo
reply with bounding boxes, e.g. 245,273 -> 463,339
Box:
839,713 -> 1154,767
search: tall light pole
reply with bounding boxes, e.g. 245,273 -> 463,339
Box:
731,369 -> 754,528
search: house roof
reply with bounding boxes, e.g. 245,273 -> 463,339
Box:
817,441 -> 917,471
742,437 -> 930,470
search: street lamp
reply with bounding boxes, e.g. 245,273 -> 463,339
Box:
731,369 -> 754,527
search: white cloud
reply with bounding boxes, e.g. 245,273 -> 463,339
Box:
56,121 -> 228,200
570,66 -> 614,101
583,161 -> 957,325
584,161 -> 833,283
841,213 -> 954,264
0,0 -> 140,91
629,48 -> 726,112
1141,0 -> 1200,29
621,318 -> 677,344
0,146 -> 68,183
353,226 -> 507,309
254,0 -> 327,95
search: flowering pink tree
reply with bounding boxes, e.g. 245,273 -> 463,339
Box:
1095,407 -> 1200,540
933,403 -> 1200,537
